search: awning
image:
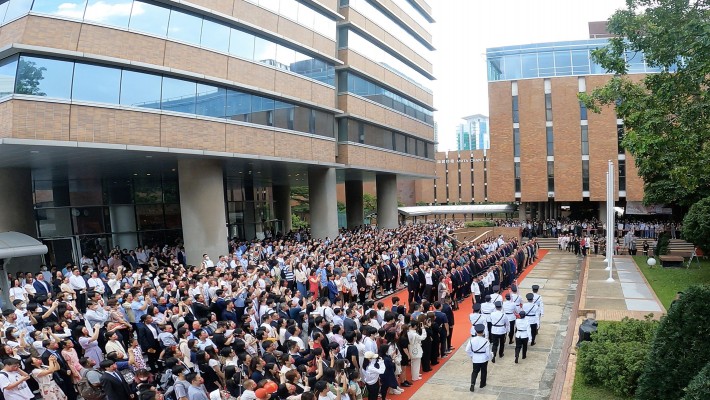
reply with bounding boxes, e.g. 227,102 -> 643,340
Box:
398,204 -> 516,217
0,232 -> 48,259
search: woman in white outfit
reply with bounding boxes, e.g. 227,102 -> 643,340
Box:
407,320 -> 427,381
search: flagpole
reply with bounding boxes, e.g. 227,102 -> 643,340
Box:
606,160 -> 615,282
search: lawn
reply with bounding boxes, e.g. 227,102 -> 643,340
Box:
571,356 -> 630,400
632,255 -> 710,309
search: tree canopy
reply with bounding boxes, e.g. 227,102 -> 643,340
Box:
579,0 -> 710,207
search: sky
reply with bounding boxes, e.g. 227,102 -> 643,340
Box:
430,0 -> 629,151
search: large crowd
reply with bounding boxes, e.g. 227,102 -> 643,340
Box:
495,218 -> 679,240
0,222 -> 538,400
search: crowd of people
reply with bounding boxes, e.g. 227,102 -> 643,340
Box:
495,217 -> 680,240
0,222 -> 538,400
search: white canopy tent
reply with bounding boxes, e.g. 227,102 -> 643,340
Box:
398,204 -> 516,217
0,232 -> 48,309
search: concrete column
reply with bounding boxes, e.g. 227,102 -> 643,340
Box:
599,201 -> 607,225
376,174 -> 398,229
345,180 -> 364,229
109,205 -> 138,250
272,184 -> 292,235
178,159 -> 228,266
308,167 -> 338,239
243,177 -> 257,240
518,202 -> 526,221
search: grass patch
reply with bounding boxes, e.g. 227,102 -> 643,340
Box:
572,354 -> 630,400
632,256 -> 710,309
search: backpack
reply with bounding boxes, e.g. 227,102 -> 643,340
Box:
77,375 -> 105,400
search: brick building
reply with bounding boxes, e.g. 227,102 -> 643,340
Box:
0,0 -> 435,266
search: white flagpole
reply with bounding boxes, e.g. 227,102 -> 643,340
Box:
607,160 -> 615,282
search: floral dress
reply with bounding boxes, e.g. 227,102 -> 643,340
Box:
32,367 -> 68,400
132,345 -> 147,370
61,348 -> 82,384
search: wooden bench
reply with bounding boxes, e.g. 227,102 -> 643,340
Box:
659,255 -> 685,268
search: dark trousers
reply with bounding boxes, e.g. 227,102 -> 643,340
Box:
515,337 -> 528,359
439,328 -> 448,356
491,333 -> 505,357
366,382 -> 380,400
447,325 -> 453,350
76,291 -> 87,313
508,321 -> 516,343
408,290 -> 416,305
475,294 -> 482,305
471,361 -> 488,387
530,323 -> 539,344
359,289 -> 366,303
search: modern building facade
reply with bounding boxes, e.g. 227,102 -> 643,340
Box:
411,34 -> 666,222
456,114 -> 489,151
0,0 -> 435,266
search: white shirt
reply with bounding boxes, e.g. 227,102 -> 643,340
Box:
515,317 -> 531,340
0,370 -> 33,400
489,310 -> 509,335
87,278 -> 104,293
465,336 -> 491,363
69,274 -> 87,290
502,301 -> 517,322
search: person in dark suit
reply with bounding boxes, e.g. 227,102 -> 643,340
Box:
191,294 -> 211,321
356,267 -> 368,303
136,314 -> 162,370
42,339 -> 77,400
406,268 -> 420,305
343,308 -> 358,334
100,360 -> 135,400
33,273 -> 52,297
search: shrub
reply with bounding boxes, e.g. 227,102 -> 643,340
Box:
682,197 -> 710,252
682,362 -> 710,400
655,232 -> 670,256
577,317 -> 658,397
636,285 -> 710,400
464,220 -> 496,228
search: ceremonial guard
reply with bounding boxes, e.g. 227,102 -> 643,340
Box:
514,310 -> 531,363
490,285 -> 502,304
489,301 -> 509,362
465,324 -> 491,392
532,284 -> 544,329
469,303 -> 488,338
522,293 -> 539,345
480,294 -> 495,334
510,284 -> 523,313
502,293 -> 517,344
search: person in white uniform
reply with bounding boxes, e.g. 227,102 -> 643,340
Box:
465,324 -> 491,392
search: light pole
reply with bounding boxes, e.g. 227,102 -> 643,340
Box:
606,160 -> 615,282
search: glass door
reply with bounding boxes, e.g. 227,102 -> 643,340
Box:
43,237 -> 79,267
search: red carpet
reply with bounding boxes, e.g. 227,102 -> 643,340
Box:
377,249 -> 550,399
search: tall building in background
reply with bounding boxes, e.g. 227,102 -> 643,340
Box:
456,114 -> 489,150
0,0 -> 435,268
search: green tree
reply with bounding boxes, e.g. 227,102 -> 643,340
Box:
636,285 -> 710,400
579,0 -> 710,207
14,58 -> 47,96
681,196 -> 710,251
291,213 -> 308,230
363,193 -> 377,216
290,186 -> 309,218
683,362 -> 710,400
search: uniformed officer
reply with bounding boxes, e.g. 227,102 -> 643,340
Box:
480,294 -> 495,334
465,324 -> 491,392
490,285 -> 502,304
522,293 -> 539,345
510,284 -> 523,313
502,293 -> 517,344
469,303 -> 488,339
489,301 -> 509,362
514,310 -> 531,363
532,284 -> 544,329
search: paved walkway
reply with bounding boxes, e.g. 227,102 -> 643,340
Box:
581,254 -> 665,320
410,251 -> 582,400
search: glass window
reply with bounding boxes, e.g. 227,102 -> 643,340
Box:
580,101 -> 588,120
513,127 -> 520,157
72,206 -> 106,235
582,160 -> 590,191
512,95 -> 519,123
514,162 -> 521,192
0,54 -> 17,97
617,124 -> 625,154
136,204 -> 164,229
128,0 -> 170,37
31,0 -> 87,19
72,63 -> 121,103
406,137 -> 416,155
229,29 -> 255,60
625,51 -> 645,73
346,119 -> 359,142
314,110 -> 333,137
225,90 -> 251,122
521,53 -> 538,78
164,203 -> 181,229
314,12 -> 335,40
554,50 -> 572,75
15,55 -> 74,98
37,208 -> 73,237
571,50 -> 590,74
195,83 -> 226,118
167,8 -> 202,45
84,0 -> 133,28
273,101 -> 294,130
487,57 -> 503,81
250,95 -> 274,126
581,125 -> 589,155
296,3 -> 314,27
395,133 -> 406,152
275,45 -> 296,70
161,77 -> 196,114
3,0 -> 31,22
503,54 -> 521,79
618,160 -> 626,191
546,126 -> 554,156
280,0 -> 299,20
133,177 -> 162,203
537,52 -> 554,77
293,105 -> 311,133
120,70 -> 162,109
0,2 -> 8,23
201,19 -> 230,53
547,161 -> 554,192
254,36 -> 277,64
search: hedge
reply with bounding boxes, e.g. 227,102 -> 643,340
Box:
578,317 -> 658,397
682,362 -> 710,400
464,220 -> 496,228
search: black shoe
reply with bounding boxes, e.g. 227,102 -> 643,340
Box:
423,369 -> 432,372
404,381 -> 412,386
522,355 -> 527,359
469,385 -> 475,392
401,382 -> 412,387
515,356 -> 519,363
508,340 -> 513,345
531,342 -> 536,346
492,356 -> 495,363
480,383 -> 486,389
499,354 -> 504,358
431,361 -> 439,365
